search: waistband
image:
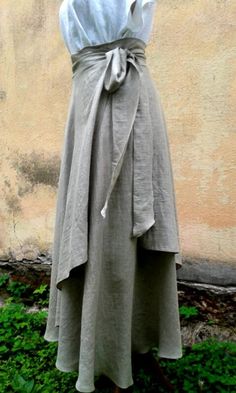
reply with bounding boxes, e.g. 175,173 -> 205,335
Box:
71,37 -> 146,60
71,37 -> 146,72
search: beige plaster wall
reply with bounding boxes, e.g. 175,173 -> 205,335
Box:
0,0 -> 235,266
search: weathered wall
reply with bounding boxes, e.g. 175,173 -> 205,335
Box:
0,1 -> 235,281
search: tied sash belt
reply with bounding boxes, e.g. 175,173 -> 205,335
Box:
71,38 -> 155,237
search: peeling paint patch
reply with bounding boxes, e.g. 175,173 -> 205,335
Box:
17,183 -> 35,198
13,0 -> 46,35
0,212 -> 7,250
9,236 -> 41,261
4,193 -> 22,215
11,151 -> 60,194
3,179 -> 11,189
0,91 -> 6,101
31,0 -> 46,31
1,176 -> 22,214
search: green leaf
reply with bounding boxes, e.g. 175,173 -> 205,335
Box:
33,284 -> 48,295
0,345 -> 8,354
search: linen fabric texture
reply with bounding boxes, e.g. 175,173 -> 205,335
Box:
59,0 -> 157,54
44,36 -> 183,393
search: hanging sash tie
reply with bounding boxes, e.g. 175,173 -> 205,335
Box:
71,38 -> 155,237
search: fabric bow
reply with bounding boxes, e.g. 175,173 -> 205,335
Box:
104,47 -> 138,93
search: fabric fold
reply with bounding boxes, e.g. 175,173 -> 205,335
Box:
72,39 -> 155,238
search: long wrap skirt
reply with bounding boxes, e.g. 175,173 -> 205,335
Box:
44,37 -> 183,393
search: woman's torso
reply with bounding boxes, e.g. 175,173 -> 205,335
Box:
59,0 -> 157,54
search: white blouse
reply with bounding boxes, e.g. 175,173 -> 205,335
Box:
59,0 -> 157,54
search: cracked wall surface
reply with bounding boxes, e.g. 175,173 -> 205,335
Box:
0,0 -> 235,267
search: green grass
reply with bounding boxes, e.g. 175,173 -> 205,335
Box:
0,275 -> 236,392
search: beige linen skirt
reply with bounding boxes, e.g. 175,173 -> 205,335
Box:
44,37 -> 183,393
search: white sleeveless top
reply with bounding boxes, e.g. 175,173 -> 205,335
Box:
59,0 -> 157,54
